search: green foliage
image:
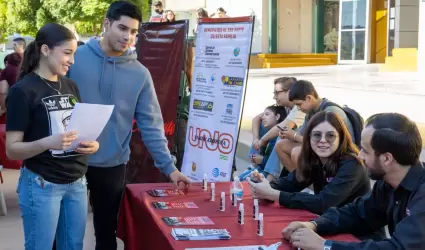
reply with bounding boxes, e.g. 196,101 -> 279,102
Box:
0,0 -> 151,38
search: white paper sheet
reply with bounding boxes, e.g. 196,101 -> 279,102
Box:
66,103 -> 114,149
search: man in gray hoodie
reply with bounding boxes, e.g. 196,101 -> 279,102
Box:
68,2 -> 191,249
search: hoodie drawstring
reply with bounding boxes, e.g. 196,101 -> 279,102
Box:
100,56 -> 107,94
99,57 -> 116,100
111,61 -> 116,99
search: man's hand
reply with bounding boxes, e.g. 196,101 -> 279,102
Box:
247,176 -> 279,201
282,221 -> 317,240
169,170 -> 192,189
290,228 -> 325,250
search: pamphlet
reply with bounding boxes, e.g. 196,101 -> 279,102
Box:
162,216 -> 214,226
185,246 -> 264,250
147,189 -> 185,197
153,202 -> 198,209
172,228 -> 230,241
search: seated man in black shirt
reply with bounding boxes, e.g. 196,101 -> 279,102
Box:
282,112 -> 425,250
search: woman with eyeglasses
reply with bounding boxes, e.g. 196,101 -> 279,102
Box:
247,111 -> 370,215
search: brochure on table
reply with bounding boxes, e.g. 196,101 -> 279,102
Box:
181,17 -> 254,182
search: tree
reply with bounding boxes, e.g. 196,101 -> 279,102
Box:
0,0 -> 7,43
6,0 -> 42,36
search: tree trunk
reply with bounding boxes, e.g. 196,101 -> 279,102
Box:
93,22 -> 98,36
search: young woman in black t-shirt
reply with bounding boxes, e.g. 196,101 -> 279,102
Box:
248,111 -> 371,215
6,23 -> 99,250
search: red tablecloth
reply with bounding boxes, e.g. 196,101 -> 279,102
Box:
0,124 -> 22,169
117,182 -> 359,250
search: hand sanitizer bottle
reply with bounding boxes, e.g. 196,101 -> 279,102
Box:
230,176 -> 244,201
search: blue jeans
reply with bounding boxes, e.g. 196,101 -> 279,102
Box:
248,123 -> 269,158
262,137 -> 283,179
17,167 -> 88,250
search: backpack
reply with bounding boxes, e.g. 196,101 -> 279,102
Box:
321,101 -> 364,147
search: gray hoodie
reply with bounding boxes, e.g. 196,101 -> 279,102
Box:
68,39 -> 177,176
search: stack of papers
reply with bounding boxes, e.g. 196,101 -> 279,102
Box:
171,228 -> 231,241
185,246 -> 265,250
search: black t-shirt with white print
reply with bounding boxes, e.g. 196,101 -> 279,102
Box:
6,72 -> 88,184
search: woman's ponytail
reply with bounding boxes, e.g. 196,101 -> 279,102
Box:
18,41 -> 40,81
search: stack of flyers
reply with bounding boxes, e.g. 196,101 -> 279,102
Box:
162,216 -> 214,226
152,202 -> 198,209
171,228 -> 231,241
147,189 -> 185,197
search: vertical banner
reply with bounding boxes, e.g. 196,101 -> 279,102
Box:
181,17 -> 254,182
126,20 -> 188,184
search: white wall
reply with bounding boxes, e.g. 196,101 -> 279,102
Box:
418,0 -> 425,73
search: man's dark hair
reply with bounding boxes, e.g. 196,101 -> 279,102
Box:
153,1 -> 163,7
77,41 -> 85,46
288,80 -> 319,101
13,37 -> 26,49
106,1 -> 142,23
366,113 -> 422,166
274,77 -> 297,91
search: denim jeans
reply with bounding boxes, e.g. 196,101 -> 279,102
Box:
262,137 -> 283,179
248,123 -> 269,158
17,167 -> 88,250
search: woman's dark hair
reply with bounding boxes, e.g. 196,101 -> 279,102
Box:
366,113 -> 421,166
288,80 -> 319,101
264,105 -> 287,123
197,8 -> 209,18
296,111 -> 360,182
3,54 -> 9,65
217,7 -> 226,13
18,23 -> 75,81
165,10 -> 176,22
106,1 -> 142,23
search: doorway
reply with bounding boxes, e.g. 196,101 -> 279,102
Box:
277,0 -> 301,53
338,0 -> 370,63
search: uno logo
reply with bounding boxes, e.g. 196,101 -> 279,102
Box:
188,126 -> 234,154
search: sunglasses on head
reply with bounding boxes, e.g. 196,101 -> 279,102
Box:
310,131 -> 338,144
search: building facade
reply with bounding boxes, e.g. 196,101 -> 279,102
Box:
160,0 -> 421,69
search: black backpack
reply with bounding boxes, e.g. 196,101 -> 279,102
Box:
321,101 -> 364,147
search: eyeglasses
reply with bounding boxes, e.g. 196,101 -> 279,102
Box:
273,89 -> 289,96
310,131 -> 338,144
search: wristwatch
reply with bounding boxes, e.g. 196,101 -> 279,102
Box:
324,240 -> 333,250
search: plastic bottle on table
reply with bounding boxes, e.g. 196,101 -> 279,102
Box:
230,176 -> 244,201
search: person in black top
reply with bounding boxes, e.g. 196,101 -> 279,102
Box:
282,113 -> 425,250
6,23 -> 99,250
248,111 -> 370,215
